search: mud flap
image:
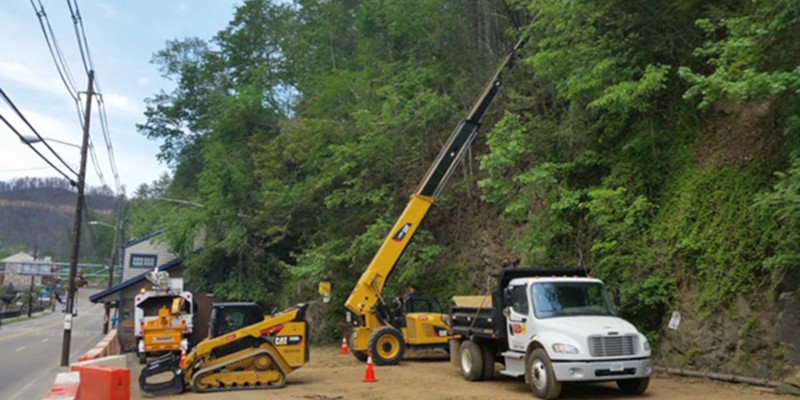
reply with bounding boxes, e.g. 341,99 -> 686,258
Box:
139,353 -> 185,397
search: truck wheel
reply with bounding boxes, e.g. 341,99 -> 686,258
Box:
348,331 -> 368,362
459,340 -> 485,381
480,342 -> 495,380
617,377 -> 649,395
368,327 -> 406,365
526,349 -> 562,399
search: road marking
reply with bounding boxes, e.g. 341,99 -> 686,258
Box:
15,346 -> 25,351
8,377 -> 39,400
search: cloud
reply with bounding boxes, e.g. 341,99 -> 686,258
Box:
102,93 -> 141,115
0,61 -> 67,97
136,77 -> 150,87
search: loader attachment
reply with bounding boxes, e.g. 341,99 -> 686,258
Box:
139,353 -> 185,397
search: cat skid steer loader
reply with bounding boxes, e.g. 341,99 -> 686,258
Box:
139,302 -> 309,396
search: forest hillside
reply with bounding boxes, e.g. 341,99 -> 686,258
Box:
130,0 -> 800,377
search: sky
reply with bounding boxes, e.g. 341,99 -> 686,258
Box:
0,0 -> 241,195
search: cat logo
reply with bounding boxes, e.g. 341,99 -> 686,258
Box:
393,223 -> 412,242
273,335 -> 303,346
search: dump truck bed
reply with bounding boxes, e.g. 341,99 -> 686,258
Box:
450,294 -> 503,340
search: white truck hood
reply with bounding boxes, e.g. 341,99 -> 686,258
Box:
534,315 -> 647,360
540,315 -> 639,336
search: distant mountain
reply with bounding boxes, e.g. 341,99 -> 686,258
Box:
0,178 -> 115,259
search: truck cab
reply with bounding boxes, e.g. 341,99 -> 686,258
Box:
450,268 -> 652,399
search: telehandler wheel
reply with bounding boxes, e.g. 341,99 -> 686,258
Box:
526,349 -> 562,399
617,377 -> 650,395
348,331 -> 368,362
368,327 -> 406,365
459,340 -> 484,381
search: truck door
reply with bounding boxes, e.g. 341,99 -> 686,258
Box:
506,284 -> 530,352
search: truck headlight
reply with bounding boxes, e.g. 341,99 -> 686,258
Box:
643,340 -> 650,352
552,343 -> 579,354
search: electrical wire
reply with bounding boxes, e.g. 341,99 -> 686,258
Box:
0,112 -> 76,185
65,0 -> 91,76
66,0 -> 121,194
29,0 -> 80,99
0,88 -> 79,177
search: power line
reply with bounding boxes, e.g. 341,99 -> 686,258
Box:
0,112 -> 76,185
65,0 -> 92,76
65,0 -> 121,194
0,88 -> 79,177
30,0 -> 80,99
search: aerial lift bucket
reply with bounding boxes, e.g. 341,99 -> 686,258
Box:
139,353 -> 185,397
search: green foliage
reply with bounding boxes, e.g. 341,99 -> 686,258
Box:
129,0 -> 800,365
680,0 -> 800,107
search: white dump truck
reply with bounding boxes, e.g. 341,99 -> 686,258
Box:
449,268 -> 652,399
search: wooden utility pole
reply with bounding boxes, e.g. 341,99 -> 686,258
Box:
61,70 -> 93,367
27,245 -> 38,318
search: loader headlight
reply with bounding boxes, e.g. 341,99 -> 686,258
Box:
552,343 -> 579,354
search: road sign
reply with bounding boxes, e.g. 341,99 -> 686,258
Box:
18,262 -> 53,276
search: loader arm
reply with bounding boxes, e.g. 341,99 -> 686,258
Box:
344,35 -> 527,321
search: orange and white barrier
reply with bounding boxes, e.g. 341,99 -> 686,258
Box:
42,372 -> 80,400
69,364 -> 130,400
78,329 -> 120,362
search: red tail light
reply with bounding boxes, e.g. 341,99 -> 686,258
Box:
260,325 -> 283,336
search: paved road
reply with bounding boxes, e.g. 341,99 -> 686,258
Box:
0,288 -> 105,400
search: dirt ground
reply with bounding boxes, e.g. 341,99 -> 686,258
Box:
131,346 -> 786,400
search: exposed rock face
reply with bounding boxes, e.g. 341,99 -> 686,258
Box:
776,291 -> 800,366
658,288 -> 797,378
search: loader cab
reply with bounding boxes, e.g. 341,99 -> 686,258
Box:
209,302 -> 264,338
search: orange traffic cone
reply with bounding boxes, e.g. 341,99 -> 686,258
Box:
341,335 -> 349,355
363,352 -> 377,383
179,348 -> 187,369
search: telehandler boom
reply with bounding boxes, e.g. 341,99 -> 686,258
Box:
344,35 -> 526,365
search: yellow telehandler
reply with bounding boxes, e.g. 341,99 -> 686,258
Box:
344,34 -> 526,366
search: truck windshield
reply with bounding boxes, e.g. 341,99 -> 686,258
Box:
531,282 -> 616,318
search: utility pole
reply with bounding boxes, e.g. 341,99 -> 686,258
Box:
27,245 -> 37,318
61,70 -> 93,367
102,201 -> 121,334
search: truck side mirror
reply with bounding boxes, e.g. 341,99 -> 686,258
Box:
611,287 -> 621,307
503,287 -> 511,304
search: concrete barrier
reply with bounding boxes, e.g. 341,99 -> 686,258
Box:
42,372 -> 80,400
41,328 -> 131,400
70,364 -> 130,400
72,354 -> 127,368
78,329 -> 120,361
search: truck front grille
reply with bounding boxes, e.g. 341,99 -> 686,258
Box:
589,335 -> 638,357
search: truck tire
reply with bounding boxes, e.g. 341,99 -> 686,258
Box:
617,377 -> 649,395
348,331 -> 368,362
480,342 -> 495,380
526,349 -> 562,399
459,340 -> 485,381
368,327 -> 406,365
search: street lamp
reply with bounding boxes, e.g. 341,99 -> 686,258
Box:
88,220 -> 115,229
20,135 -> 81,149
88,218 -> 122,334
